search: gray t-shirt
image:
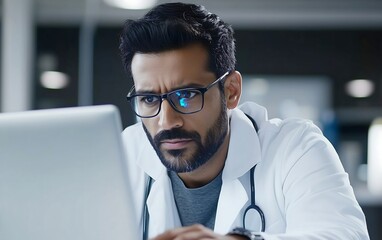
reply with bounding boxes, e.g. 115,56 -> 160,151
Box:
168,170 -> 223,230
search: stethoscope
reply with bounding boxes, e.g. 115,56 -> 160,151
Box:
243,164 -> 266,232
142,114 -> 265,240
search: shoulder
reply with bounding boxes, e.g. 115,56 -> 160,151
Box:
238,102 -> 335,170
264,117 -> 323,145
238,101 -> 325,151
260,117 -> 333,166
266,117 -> 329,155
260,117 -> 344,189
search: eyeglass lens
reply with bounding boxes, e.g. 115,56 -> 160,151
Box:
133,89 -> 203,117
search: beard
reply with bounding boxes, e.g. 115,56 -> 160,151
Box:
142,100 -> 228,173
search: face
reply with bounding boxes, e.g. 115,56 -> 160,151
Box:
131,44 -> 229,173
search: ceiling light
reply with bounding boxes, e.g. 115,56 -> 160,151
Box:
345,79 -> 374,98
104,0 -> 157,10
40,71 -> 70,89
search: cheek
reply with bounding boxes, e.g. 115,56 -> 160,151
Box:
191,94 -> 223,133
201,89 -> 223,118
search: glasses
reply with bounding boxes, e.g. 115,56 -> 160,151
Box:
126,71 -> 230,118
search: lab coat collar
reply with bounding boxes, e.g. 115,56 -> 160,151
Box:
214,105 -> 263,233
136,136 -> 167,181
146,172 -> 182,236
222,106 -> 262,181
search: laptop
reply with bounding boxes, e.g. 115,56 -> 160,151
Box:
0,105 -> 139,240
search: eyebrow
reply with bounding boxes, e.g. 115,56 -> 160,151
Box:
135,83 -> 206,95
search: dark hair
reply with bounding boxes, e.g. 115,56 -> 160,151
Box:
119,2 -> 236,79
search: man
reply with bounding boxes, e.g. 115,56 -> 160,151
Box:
120,2 -> 369,240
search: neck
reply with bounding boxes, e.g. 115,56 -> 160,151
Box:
178,131 -> 230,188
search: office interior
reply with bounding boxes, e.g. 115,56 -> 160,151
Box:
1,0 -> 382,239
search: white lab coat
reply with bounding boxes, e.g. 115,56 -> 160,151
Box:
122,102 -> 369,239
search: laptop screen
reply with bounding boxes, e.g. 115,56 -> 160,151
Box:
0,105 -> 139,240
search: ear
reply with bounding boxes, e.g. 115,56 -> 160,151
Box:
224,71 -> 242,109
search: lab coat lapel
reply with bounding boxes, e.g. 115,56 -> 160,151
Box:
146,173 -> 181,237
137,139 -> 164,181
214,108 -> 262,234
214,179 -> 248,233
137,142 -> 181,237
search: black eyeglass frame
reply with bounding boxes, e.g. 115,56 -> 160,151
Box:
126,71 -> 231,118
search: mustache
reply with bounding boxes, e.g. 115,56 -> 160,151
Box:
154,128 -> 201,143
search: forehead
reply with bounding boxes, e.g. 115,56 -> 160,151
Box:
131,44 -> 213,91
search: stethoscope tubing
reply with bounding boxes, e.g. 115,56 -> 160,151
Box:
242,164 -> 266,232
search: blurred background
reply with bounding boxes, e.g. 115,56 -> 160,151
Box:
1,0 -> 382,238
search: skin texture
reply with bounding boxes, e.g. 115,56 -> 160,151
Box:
131,43 -> 243,239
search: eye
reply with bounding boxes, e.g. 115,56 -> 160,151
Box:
139,95 -> 160,105
172,90 -> 200,108
175,90 -> 197,99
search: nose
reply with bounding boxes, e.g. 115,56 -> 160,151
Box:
157,100 -> 183,130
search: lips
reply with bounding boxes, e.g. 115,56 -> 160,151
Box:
160,139 -> 193,150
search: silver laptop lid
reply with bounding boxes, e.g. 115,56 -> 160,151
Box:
0,105 -> 139,240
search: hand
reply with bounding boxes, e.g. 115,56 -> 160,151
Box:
150,224 -> 248,240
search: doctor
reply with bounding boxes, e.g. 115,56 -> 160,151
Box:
120,2 -> 369,240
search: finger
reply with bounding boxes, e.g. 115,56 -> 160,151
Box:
151,224 -> 214,240
150,230 -> 176,240
172,225 -> 218,240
